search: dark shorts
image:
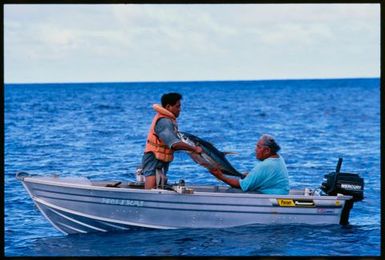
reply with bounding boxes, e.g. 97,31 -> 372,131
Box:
141,152 -> 170,177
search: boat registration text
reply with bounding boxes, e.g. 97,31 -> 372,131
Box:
101,198 -> 144,207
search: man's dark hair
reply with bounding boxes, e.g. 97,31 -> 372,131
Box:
161,93 -> 182,107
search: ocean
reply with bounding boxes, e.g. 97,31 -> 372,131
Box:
4,78 -> 381,256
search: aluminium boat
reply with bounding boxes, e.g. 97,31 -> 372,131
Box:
16,159 -> 364,235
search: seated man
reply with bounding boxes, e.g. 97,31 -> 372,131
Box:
210,134 -> 289,195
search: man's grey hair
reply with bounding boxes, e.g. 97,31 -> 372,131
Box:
260,134 -> 281,154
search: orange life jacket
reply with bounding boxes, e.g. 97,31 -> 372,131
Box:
144,104 -> 178,162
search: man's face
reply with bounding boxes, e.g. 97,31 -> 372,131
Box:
166,100 -> 181,118
255,140 -> 270,161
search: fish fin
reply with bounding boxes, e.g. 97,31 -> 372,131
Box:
222,151 -> 238,155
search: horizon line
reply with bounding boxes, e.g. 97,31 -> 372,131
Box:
4,76 -> 380,85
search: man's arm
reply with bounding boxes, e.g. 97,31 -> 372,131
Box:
210,168 -> 241,188
172,141 -> 202,154
155,118 -> 202,154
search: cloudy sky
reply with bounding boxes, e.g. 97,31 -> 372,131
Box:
4,4 -> 380,83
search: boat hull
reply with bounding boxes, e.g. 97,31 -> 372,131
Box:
17,173 -> 355,235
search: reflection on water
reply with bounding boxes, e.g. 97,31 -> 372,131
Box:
17,224 -> 380,256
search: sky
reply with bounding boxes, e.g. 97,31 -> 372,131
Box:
4,4 -> 381,83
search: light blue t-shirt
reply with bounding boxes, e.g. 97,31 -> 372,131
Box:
239,155 -> 289,195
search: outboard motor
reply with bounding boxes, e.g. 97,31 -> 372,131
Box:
321,158 -> 364,202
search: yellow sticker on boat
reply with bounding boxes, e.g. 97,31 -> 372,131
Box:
277,199 -> 295,207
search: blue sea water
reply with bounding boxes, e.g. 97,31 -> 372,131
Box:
4,78 -> 381,256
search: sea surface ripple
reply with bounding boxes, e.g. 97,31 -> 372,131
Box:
4,78 -> 380,256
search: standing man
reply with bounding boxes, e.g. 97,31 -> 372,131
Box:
142,93 -> 202,189
210,134 -> 289,195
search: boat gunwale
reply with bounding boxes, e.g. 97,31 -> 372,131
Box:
21,175 -> 354,201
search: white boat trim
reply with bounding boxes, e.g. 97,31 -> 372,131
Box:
56,221 -> 88,234
33,196 -> 177,230
97,221 -> 129,231
48,206 -> 107,232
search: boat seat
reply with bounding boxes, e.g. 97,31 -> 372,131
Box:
105,181 -> 122,187
289,189 -> 305,195
127,182 -> 145,189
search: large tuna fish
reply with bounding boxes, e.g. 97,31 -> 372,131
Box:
179,132 -> 244,178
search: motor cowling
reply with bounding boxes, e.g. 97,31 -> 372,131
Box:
321,158 -> 364,202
